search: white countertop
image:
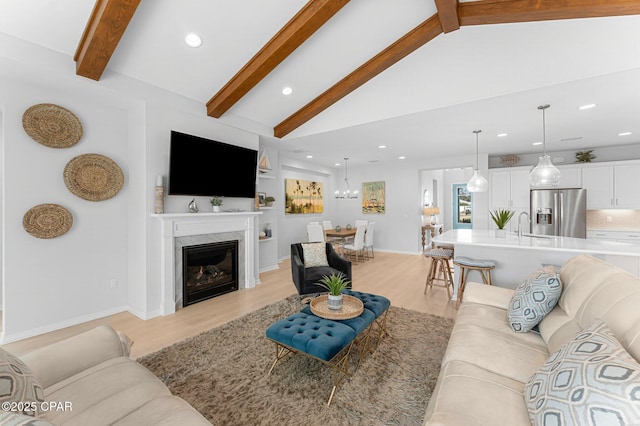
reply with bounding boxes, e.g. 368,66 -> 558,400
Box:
433,230 -> 640,256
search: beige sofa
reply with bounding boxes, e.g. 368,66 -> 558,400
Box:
424,254 -> 640,425
10,325 -> 211,425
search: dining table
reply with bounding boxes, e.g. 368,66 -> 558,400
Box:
324,228 -> 357,239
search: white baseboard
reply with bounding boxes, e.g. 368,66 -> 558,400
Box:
0,305 -> 128,344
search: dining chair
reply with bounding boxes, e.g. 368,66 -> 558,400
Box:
342,224 -> 366,262
309,221 -> 320,226
364,221 -> 376,259
322,220 -> 333,230
307,224 -> 325,242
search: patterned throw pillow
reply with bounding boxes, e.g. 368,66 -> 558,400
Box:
301,242 -> 329,268
0,348 -> 45,417
525,319 -> 640,426
508,267 -> 562,333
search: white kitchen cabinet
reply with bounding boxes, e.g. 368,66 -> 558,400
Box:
489,167 -> 530,232
587,229 -> 640,243
613,164 -> 640,208
581,162 -> 640,209
556,166 -> 582,188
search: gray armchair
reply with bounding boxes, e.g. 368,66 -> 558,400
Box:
290,242 -> 352,295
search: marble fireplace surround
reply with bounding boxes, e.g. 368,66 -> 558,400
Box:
154,212 -> 261,315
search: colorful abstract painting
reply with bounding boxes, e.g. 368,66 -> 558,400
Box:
285,178 -> 324,214
362,181 -> 385,214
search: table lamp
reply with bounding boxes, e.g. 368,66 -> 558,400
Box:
423,207 -> 440,225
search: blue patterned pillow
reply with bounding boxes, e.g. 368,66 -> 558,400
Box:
525,319 -> 640,426
508,267 -> 562,333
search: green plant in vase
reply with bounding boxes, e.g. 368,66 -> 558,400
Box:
318,273 -> 351,310
264,196 -> 275,207
210,195 -> 224,212
490,208 -> 514,238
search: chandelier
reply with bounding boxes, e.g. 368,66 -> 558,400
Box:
334,157 -> 358,199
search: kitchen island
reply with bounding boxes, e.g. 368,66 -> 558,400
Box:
433,229 -> 640,296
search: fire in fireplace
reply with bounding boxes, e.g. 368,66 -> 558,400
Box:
182,240 -> 238,306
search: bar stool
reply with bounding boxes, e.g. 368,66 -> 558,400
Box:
453,256 -> 496,309
424,248 -> 454,298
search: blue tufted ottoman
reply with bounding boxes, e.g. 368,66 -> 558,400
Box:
266,291 -> 390,405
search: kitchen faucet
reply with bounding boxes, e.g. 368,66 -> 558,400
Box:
518,212 -> 531,238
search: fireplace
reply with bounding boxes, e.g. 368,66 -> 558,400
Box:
182,240 -> 238,306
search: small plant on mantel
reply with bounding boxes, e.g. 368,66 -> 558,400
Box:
210,196 -> 224,212
210,196 -> 224,206
264,196 -> 275,207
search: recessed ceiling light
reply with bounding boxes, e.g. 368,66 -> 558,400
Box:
532,141 -> 543,146
497,133 -> 508,137
184,33 -> 203,48
619,132 -> 632,136
578,103 -> 597,110
282,87 -> 293,96
378,145 -> 387,149
306,155 -> 313,159
334,162 -> 341,167
398,156 -> 406,160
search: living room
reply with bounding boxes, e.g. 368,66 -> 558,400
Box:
2,1 -> 640,425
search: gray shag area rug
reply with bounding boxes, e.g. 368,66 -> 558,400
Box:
138,295 -> 454,426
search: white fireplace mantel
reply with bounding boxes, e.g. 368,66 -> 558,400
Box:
153,212 -> 261,315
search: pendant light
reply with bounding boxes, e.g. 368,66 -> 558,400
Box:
530,104 -> 561,187
467,130 -> 489,192
334,158 -> 358,199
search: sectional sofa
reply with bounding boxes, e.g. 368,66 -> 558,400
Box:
424,254 -> 640,425
1,325 -> 211,425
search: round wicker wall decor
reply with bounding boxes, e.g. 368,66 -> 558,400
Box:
22,103 -> 83,148
23,204 -> 73,239
64,153 -> 124,201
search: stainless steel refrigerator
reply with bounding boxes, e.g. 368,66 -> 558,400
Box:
530,189 -> 587,238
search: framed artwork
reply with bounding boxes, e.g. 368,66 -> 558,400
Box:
257,192 -> 266,206
362,181 -> 385,214
285,178 -> 324,214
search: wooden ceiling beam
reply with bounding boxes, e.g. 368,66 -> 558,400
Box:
206,0 -> 350,118
434,0 -> 460,33
459,0 -> 640,26
74,0 -> 141,81
274,14 -> 443,138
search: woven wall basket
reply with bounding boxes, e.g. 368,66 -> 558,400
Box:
22,103 -> 83,148
64,153 -> 124,201
23,204 -> 73,239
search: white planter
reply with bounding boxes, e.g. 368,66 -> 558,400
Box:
327,294 -> 343,311
495,229 -> 507,238
212,206 -> 221,213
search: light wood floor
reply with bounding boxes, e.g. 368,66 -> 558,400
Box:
4,251 -> 457,359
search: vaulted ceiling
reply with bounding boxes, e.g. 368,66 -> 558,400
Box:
2,0 -> 640,168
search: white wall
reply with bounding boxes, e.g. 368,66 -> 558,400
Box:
0,79 -> 130,340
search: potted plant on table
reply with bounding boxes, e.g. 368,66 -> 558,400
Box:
318,273 -> 351,310
490,208 -> 515,238
210,195 -> 224,213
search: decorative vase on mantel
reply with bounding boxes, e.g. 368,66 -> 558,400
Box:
212,206 -> 221,213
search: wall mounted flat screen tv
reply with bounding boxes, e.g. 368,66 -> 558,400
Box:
168,130 -> 258,198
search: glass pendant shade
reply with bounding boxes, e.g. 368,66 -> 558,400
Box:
530,154 -> 561,187
530,104 -> 561,187
467,129 -> 488,192
467,170 -> 489,192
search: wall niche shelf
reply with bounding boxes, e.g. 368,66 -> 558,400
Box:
258,173 -> 275,179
